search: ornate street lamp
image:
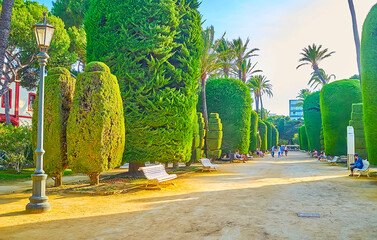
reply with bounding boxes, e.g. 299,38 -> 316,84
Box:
26,13 -> 55,214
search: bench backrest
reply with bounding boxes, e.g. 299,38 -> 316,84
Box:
333,156 -> 339,161
139,165 -> 169,180
200,158 -> 212,166
361,159 -> 369,171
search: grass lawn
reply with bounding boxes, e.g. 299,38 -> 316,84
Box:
0,169 -> 73,181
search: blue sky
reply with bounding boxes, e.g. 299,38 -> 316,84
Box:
36,0 -> 376,115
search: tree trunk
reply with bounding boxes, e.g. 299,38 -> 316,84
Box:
313,66 -> 327,86
201,73 -> 208,130
173,162 -> 179,170
348,0 -> 361,86
88,173 -> 100,185
255,93 -> 259,116
0,0 -> 15,81
54,173 -> 62,187
165,162 -> 169,168
260,95 -> 264,120
128,162 -> 145,176
238,69 -> 241,80
4,90 -> 11,125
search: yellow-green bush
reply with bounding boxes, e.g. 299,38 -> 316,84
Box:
67,62 -> 125,185
300,125 -> 308,150
32,67 -> 75,186
249,110 -> 258,152
206,113 -> 223,159
349,103 -> 367,159
303,91 -> 322,152
258,120 -> 267,151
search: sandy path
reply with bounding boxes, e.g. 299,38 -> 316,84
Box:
1,152 -> 377,240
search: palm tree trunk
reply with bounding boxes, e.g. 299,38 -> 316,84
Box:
224,68 -> 229,78
260,95 -> 264,120
348,0 -> 361,85
0,0 -> 15,81
255,93 -> 259,116
201,73 -> 208,130
313,66 -> 327,86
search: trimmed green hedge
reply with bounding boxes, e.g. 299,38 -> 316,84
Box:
320,79 -> 362,156
320,125 -> 325,151
206,113 -> 223,159
298,129 -> 302,148
303,91 -> 322,152
265,121 -> 273,149
271,124 -> 278,148
199,78 -> 252,154
67,62 -> 125,185
349,103 -> 367,159
300,125 -> 308,150
249,110 -> 258,152
258,119 -> 267,151
85,0 -> 202,164
32,67 -> 75,186
361,4 -> 377,164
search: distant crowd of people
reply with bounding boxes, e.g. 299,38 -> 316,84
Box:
271,145 -> 288,158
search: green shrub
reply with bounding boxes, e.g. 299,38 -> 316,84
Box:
303,91 -> 322,152
258,120 -> 267,151
264,121 -> 273,149
271,124 -> 279,148
300,125 -> 308,150
67,62 -> 125,185
199,78 -> 252,154
361,4 -> 377,164
249,110 -> 258,152
32,67 -> 75,186
349,103 -> 367,159
298,129 -> 302,148
320,125 -> 325,151
320,79 -> 362,156
206,113 -> 223,159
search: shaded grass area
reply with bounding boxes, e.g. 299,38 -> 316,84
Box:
0,169 -> 73,181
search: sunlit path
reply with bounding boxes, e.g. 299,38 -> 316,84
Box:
1,151 -> 377,239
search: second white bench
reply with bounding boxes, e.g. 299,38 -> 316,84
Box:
199,158 -> 218,172
139,165 -> 177,188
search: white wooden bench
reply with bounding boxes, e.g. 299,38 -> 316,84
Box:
199,158 -> 218,172
328,156 -> 339,165
139,165 -> 177,189
354,160 -> 371,178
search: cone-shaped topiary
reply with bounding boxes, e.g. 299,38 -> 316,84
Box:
303,91 -> 322,152
198,78 -> 252,154
265,121 -> 273,149
67,62 -> 125,185
361,4 -> 377,164
272,124 -> 279,148
249,110 -> 258,152
349,103 -> 367,159
320,79 -> 362,156
188,113 -> 205,165
85,0 -> 202,170
300,125 -> 309,151
32,67 -> 75,187
206,113 -> 223,159
258,119 -> 267,151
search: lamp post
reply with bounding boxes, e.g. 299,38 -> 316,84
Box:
26,13 -> 55,214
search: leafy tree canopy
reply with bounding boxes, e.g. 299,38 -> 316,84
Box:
52,0 -> 89,28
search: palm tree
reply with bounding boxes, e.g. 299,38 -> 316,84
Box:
200,25 -> 223,128
297,44 -> 335,85
347,0 -> 361,84
216,39 -> 233,78
247,75 -> 273,120
296,88 -> 312,107
240,59 -> 261,83
308,68 -> 335,89
231,37 -> 259,82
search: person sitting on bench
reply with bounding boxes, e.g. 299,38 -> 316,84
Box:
349,153 -> 363,176
311,150 -> 318,158
235,149 -> 246,163
317,151 -> 325,161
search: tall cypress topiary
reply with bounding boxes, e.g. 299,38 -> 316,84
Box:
67,62 -> 125,185
303,91 -> 322,152
258,119 -> 267,151
85,0 -> 202,172
320,125 -> 325,151
206,113 -> 223,159
300,125 -> 309,151
188,112 -> 205,166
249,110 -> 258,152
265,121 -> 273,149
361,4 -> 377,164
298,130 -> 302,149
320,79 -> 362,156
199,78 -> 252,154
349,103 -> 367,159
32,68 -> 75,187
271,124 -> 279,148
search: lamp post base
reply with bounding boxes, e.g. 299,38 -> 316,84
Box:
25,173 -> 51,214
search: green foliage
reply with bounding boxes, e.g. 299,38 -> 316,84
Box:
361,4 -> 377,164
67,62 -> 125,175
0,124 -> 32,173
206,113 -> 223,159
298,130 -> 302,147
299,125 -> 308,150
292,133 -> 299,145
249,110 -> 258,152
265,121 -> 273,149
258,119 -> 267,151
349,103 -> 367,159
198,78 -> 252,154
86,0 -> 202,164
32,68 -> 75,179
320,79 -> 362,155
52,0 -> 90,28
267,115 -> 303,143
271,124 -> 279,148
320,125 -> 325,151
67,26 -> 87,65
190,113 -> 202,162
303,91 -> 322,151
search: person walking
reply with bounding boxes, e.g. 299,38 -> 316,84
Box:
271,146 -> 275,157
277,145 -> 281,158
284,145 -> 288,156
280,145 -> 284,157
